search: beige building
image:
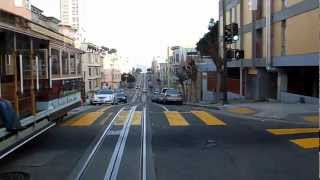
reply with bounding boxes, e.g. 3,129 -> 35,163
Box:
220,0 -> 319,103
81,43 -> 105,96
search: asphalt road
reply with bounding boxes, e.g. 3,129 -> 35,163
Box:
0,74 -> 318,180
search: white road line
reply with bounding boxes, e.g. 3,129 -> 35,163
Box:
153,103 -> 169,112
142,106 -> 147,180
104,105 -> 137,180
75,107 -> 125,180
0,122 -> 56,160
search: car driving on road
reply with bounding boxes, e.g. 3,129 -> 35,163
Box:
90,89 -> 118,105
160,88 -> 183,105
116,92 -> 128,103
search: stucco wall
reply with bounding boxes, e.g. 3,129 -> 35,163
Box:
286,9 -> 320,55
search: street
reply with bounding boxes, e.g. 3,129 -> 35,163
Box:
0,75 -> 317,180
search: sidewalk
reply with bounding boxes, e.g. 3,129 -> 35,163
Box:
188,101 -> 319,125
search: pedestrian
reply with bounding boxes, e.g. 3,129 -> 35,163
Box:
0,97 -> 24,132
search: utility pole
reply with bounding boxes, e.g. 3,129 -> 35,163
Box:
221,0 -> 228,104
167,46 -> 170,88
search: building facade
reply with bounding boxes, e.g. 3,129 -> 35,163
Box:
81,43 -> 105,97
159,62 -> 168,84
101,69 -> 121,89
60,0 -> 79,30
220,0 -> 319,103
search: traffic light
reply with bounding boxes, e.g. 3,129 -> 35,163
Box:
226,49 -> 244,60
235,49 -> 244,59
224,23 -> 239,44
224,24 -> 232,43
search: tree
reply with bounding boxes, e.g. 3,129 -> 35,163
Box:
121,73 -> 128,82
126,74 -> 136,83
196,19 -> 225,102
175,66 -> 188,100
185,57 -> 198,102
135,68 -> 142,74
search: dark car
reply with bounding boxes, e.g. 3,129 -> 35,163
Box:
116,92 -> 128,103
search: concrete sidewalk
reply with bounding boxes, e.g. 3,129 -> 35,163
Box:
188,101 -> 319,125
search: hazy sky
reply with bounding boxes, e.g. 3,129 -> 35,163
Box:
31,0 -> 219,68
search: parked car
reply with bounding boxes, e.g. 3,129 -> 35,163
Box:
161,88 -> 183,105
158,88 -> 169,103
90,89 -> 118,105
151,91 -> 160,102
116,92 -> 128,103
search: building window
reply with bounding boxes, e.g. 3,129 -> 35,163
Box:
70,54 -> 76,75
62,51 -> 69,75
89,68 -> 92,76
51,49 -> 60,76
76,55 -> 81,76
256,29 -> 263,58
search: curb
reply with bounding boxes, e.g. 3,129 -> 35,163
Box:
186,103 -> 222,110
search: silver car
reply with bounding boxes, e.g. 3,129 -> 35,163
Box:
161,88 -> 183,105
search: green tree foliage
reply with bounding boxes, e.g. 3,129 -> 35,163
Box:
126,74 -> 136,83
121,73 -> 128,82
196,19 -> 222,71
196,19 -> 225,101
135,68 -> 142,74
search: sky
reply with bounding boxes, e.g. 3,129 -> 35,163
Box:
31,0 -> 219,69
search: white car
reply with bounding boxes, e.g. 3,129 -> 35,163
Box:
142,88 -> 148,93
90,90 -> 118,105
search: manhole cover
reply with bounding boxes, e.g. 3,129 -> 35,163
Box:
0,172 -> 30,180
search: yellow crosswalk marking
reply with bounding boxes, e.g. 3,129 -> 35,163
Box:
164,111 -> 189,126
97,105 -> 112,112
114,111 -> 130,126
290,138 -> 320,149
191,111 -> 226,126
227,107 -> 255,114
69,112 -> 104,126
267,128 -> 319,135
303,115 -> 319,123
132,111 -> 142,126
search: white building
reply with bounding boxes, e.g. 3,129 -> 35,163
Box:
60,0 -> 79,30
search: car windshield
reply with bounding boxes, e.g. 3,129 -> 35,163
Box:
117,93 -> 125,97
96,90 -> 113,95
166,89 -> 178,94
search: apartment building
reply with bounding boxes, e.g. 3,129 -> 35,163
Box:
220,0 -> 319,103
159,62 -> 168,83
101,69 -> 121,89
81,43 -> 104,96
60,0 -> 79,30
